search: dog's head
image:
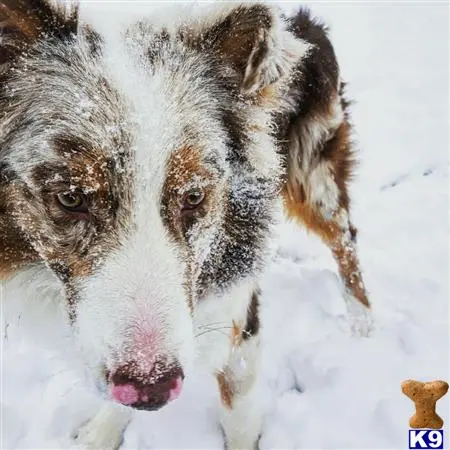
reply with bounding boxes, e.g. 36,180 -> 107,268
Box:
0,1 -> 307,410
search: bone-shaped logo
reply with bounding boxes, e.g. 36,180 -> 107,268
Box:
402,379 -> 449,429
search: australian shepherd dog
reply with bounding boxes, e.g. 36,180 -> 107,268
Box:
0,1 -> 372,448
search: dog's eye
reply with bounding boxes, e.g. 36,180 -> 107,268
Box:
56,192 -> 88,213
181,189 -> 205,210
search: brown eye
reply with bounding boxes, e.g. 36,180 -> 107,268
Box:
182,189 -> 205,210
56,192 -> 88,213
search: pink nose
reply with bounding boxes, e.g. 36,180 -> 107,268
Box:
109,364 -> 184,411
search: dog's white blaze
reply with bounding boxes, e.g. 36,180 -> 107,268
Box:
73,23 -> 242,378
76,215 -> 194,375
73,33 -> 199,376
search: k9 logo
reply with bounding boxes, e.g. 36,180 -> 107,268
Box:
409,430 -> 444,449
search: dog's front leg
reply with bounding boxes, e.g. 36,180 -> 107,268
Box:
216,294 -> 264,450
73,402 -> 132,450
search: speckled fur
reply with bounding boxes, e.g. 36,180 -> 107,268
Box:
1,2 -> 371,449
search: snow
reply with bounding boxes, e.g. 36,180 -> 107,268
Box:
1,2 -> 449,449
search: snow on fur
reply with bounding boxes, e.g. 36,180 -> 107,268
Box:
1,2 -> 448,449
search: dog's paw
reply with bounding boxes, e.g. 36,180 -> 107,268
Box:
344,292 -> 374,337
225,436 -> 260,450
72,404 -> 132,450
73,422 -> 123,450
350,310 -> 374,337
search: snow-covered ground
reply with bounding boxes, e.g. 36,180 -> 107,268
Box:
1,2 -> 449,449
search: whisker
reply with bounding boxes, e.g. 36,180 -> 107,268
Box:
195,326 -> 234,339
197,325 -> 234,333
196,321 -> 230,329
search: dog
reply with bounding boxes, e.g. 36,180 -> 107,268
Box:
0,1 -> 372,448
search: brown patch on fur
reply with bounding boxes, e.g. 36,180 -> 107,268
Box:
0,0 -> 78,66
1,2 -> 44,40
202,5 -> 272,75
284,193 -> 332,240
231,320 -> 243,348
0,169 -> 38,278
0,0 -> 78,38
51,138 -> 113,200
216,371 -> 234,409
331,235 -> 369,307
283,193 -> 369,308
228,289 -> 260,349
259,84 -> 277,101
164,146 -> 204,195
162,145 -> 215,240
66,257 -> 94,278
253,83 -> 282,108
32,141 -> 118,221
29,149 -> 114,280
1,138 -> 127,284
0,212 -> 38,279
247,123 -> 264,133
0,22 -> 27,65
67,159 -> 111,203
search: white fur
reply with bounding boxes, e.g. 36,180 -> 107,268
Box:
220,333 -> 265,450
73,403 -> 132,450
75,221 -> 195,378
1,266 -> 68,344
194,279 -> 257,373
221,382 -> 264,450
343,291 -> 374,338
308,162 -> 340,219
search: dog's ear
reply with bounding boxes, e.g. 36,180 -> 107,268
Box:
198,4 -> 309,97
0,0 -> 79,65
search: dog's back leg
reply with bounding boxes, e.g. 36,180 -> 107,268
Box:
280,9 -> 372,335
283,171 -> 373,336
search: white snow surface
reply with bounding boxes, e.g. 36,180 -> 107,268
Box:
1,2 -> 449,449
